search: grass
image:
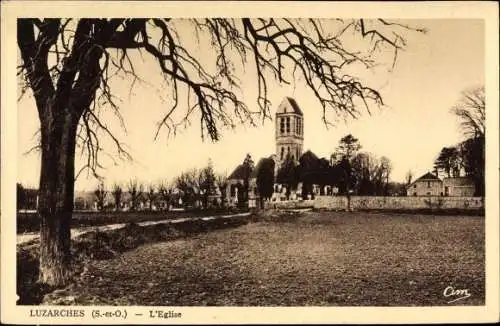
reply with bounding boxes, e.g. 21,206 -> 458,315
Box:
19,210 -> 484,306
16,207 -> 246,233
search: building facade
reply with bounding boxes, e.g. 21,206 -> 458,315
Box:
407,172 -> 443,196
275,97 -> 304,167
407,173 -> 476,197
443,177 -> 475,196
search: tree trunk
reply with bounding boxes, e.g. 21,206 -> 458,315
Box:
38,109 -> 78,286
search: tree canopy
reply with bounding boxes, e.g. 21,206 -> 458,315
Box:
434,146 -> 461,178
18,19 -> 422,176
451,86 -> 485,139
256,157 -> 275,205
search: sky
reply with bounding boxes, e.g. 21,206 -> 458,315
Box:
16,19 -> 485,191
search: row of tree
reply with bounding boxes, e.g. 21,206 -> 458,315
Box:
90,159 -> 229,211
253,134 -> 398,204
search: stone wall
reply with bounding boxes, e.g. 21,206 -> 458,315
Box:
263,200 -> 315,210
314,196 -> 484,210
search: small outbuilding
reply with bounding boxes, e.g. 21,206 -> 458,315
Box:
407,172 -> 443,196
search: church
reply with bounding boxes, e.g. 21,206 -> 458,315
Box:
226,97 -> 336,208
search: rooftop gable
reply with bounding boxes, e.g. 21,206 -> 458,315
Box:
415,172 -> 441,181
276,97 -> 303,115
407,172 -> 442,188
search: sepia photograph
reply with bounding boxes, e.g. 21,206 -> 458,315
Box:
2,1 -> 499,324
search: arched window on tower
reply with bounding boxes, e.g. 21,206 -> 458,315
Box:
280,118 -> 285,134
280,147 -> 284,160
285,117 -> 290,133
296,148 -> 299,160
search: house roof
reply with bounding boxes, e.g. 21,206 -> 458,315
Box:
276,97 -> 304,115
407,172 -> 442,188
415,172 -> 441,181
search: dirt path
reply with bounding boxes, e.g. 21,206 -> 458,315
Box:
16,212 -> 251,245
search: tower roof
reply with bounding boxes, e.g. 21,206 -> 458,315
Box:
276,97 -> 303,115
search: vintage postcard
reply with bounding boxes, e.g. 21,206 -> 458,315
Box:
1,1 -> 499,324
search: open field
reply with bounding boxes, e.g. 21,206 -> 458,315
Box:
18,210 -> 485,306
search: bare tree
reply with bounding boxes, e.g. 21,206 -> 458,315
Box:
175,168 -> 200,207
146,184 -> 156,211
158,181 -> 173,211
17,18 -> 422,285
379,156 -> 392,195
128,179 -> 143,211
216,173 -> 229,207
451,86 -> 485,139
93,182 -> 107,211
451,85 -> 485,196
405,170 -> 413,186
112,183 -> 123,211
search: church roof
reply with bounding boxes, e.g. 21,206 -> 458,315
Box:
276,97 -> 303,115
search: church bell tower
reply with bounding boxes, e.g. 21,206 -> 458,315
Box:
275,97 -> 304,168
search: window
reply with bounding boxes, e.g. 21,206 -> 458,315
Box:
426,192 -> 431,196
296,148 -> 299,159
413,184 -> 416,189
280,147 -> 284,160
413,192 -> 417,196
285,117 -> 290,133
427,181 -> 431,188
280,118 -> 285,134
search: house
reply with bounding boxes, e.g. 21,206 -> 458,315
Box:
443,177 -> 475,196
407,172 -> 443,196
407,173 -> 476,197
